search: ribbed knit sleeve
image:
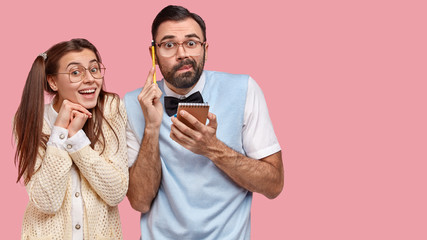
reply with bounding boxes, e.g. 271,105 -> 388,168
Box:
25,121 -> 73,214
69,97 -> 129,206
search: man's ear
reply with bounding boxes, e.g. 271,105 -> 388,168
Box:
204,42 -> 209,62
47,75 -> 58,91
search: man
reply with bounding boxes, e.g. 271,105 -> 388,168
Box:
125,5 -> 284,239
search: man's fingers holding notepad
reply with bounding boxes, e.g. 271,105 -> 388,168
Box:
206,112 -> 217,129
170,111 -> 219,156
174,110 -> 217,132
170,122 -> 194,147
177,110 -> 205,131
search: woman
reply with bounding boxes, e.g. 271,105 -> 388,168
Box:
14,38 -> 128,240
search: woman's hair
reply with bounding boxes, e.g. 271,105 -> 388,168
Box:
14,38 -> 120,184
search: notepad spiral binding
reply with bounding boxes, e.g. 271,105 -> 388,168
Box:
178,102 -> 209,107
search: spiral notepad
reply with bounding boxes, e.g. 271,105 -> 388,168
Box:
177,103 -> 210,129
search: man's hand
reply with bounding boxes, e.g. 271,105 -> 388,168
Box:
138,67 -> 163,130
171,110 -> 283,199
170,110 -> 221,158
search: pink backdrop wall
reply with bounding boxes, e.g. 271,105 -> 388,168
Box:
1,0 -> 426,239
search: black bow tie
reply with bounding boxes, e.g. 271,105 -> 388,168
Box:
164,91 -> 204,117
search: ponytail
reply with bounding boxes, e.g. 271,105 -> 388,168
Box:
14,55 -> 49,184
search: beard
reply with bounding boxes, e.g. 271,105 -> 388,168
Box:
161,52 -> 205,89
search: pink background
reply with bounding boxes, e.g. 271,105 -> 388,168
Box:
1,0 -> 426,239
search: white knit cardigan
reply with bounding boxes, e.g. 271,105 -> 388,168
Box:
21,96 -> 129,240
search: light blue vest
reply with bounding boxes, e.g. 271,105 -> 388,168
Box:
125,71 -> 251,240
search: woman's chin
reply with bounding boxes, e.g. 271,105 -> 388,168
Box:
78,100 -> 97,110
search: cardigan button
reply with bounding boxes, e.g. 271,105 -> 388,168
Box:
67,144 -> 72,149
59,134 -> 65,140
75,192 -> 80,198
75,224 -> 81,230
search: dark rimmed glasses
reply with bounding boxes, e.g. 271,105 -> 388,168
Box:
156,40 -> 206,57
51,62 -> 106,83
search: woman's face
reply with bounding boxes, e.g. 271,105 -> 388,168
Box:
48,49 -> 103,111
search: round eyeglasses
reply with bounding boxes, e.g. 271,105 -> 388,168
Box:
156,40 -> 206,58
51,62 -> 106,83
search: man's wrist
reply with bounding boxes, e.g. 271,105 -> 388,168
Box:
144,126 -> 160,137
205,138 -> 227,162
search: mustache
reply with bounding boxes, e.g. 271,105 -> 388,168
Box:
172,59 -> 196,72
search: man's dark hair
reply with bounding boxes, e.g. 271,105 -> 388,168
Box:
152,5 -> 207,42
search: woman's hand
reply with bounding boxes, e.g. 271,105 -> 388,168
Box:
54,99 -> 92,136
68,110 -> 89,137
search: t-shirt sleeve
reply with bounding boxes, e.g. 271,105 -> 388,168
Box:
125,99 -> 141,168
242,77 -> 281,159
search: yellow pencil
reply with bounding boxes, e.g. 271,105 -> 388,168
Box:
151,40 -> 156,84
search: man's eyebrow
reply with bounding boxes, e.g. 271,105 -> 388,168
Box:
185,34 -> 201,40
159,33 -> 201,43
159,35 -> 176,42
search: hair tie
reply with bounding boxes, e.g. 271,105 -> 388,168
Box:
38,52 -> 47,61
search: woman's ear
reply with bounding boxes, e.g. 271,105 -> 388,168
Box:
47,75 -> 58,91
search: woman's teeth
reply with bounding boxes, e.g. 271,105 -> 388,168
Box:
79,89 -> 95,94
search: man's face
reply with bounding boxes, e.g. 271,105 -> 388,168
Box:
154,18 -> 208,92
